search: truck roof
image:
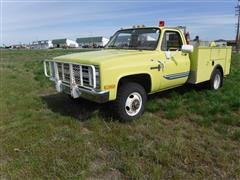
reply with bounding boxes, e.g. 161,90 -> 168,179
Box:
119,26 -> 184,32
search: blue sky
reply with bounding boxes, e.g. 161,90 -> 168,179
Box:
1,0 -> 238,45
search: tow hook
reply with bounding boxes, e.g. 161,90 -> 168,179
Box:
71,85 -> 81,98
56,80 -> 63,92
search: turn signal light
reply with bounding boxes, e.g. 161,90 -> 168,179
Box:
104,84 -> 116,90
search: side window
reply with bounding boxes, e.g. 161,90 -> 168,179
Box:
161,31 -> 183,51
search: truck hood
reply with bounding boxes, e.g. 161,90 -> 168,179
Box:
53,49 -> 157,65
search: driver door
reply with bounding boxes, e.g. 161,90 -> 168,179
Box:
161,30 -> 190,88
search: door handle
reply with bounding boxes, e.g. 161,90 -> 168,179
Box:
150,60 -> 164,71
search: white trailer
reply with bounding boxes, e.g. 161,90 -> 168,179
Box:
32,40 -> 53,49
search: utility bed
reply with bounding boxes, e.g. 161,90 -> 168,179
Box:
188,46 -> 232,84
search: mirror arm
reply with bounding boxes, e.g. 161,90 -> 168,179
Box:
165,51 -> 171,59
165,49 -> 179,60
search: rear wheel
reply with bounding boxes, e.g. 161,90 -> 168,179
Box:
113,82 -> 147,121
209,69 -> 223,90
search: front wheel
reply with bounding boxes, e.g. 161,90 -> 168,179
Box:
209,69 -> 223,90
113,82 -> 147,121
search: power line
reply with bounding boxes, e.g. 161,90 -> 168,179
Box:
236,0 -> 240,53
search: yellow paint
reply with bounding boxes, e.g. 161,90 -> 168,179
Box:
189,46 -> 232,84
52,27 -> 232,101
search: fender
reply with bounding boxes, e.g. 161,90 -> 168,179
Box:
116,72 -> 153,91
210,64 -> 224,80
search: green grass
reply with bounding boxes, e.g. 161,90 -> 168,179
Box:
0,49 -> 240,179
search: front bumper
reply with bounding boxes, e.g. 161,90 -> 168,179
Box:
56,80 -> 109,103
43,60 -> 109,103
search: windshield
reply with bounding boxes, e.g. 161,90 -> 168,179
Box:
106,28 -> 160,50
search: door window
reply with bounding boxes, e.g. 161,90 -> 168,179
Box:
161,31 -> 183,51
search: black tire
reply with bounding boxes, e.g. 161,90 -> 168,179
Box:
113,82 -> 147,121
209,69 -> 223,90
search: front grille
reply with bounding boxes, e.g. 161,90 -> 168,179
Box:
63,63 -> 70,83
48,61 -> 98,89
73,64 -> 81,84
57,63 -> 63,81
82,66 -> 93,86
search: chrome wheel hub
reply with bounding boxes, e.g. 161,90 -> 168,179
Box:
213,74 -> 221,89
125,92 -> 142,116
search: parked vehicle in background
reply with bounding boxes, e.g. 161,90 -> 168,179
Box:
76,36 -> 109,48
31,40 -> 53,49
52,38 -> 79,48
44,21 -> 232,121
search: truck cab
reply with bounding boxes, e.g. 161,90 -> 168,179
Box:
44,23 -> 232,121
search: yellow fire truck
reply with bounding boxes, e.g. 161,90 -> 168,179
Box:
44,22 -> 232,120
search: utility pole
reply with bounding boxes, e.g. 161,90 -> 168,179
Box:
236,0 -> 240,53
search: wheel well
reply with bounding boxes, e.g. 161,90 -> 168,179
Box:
215,65 -> 224,77
118,74 -> 151,93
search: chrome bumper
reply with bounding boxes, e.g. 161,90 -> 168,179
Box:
44,60 -> 109,103
59,82 -> 109,103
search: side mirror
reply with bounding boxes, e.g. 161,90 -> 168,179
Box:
181,45 -> 193,53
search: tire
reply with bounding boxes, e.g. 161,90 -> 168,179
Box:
209,69 -> 223,90
113,82 -> 147,121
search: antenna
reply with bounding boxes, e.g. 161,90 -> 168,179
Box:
235,0 -> 240,53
